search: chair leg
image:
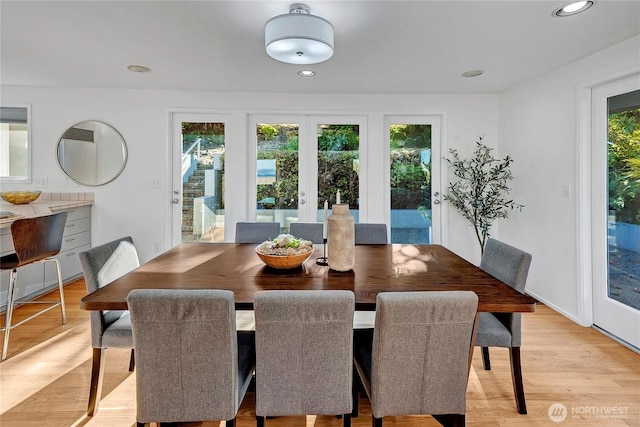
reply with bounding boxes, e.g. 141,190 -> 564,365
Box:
433,414 -> 465,427
256,415 -> 266,427
1,270 -> 18,361
50,258 -> 66,324
481,346 -> 491,370
343,414 -> 351,427
87,348 -> 106,416
225,417 -> 236,427
352,364 -> 361,417
509,347 -> 527,414
372,415 -> 383,427
129,349 -> 135,371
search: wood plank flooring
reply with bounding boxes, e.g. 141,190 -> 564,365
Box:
1,280 -> 638,427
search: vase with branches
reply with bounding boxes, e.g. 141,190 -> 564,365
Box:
444,138 -> 524,256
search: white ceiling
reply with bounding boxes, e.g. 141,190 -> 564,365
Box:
1,0 -> 639,94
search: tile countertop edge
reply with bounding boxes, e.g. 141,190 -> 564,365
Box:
0,200 -> 93,229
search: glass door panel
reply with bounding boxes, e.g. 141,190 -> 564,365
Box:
592,75 -> 640,349
255,122 -> 300,233
251,116 -> 364,234
316,123 -> 360,222
387,119 -> 437,243
172,113 -> 227,245
181,122 -> 226,242
607,90 -> 640,310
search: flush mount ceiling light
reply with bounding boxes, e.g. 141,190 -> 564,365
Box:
553,1 -> 594,17
298,70 -> 316,77
265,3 -> 334,65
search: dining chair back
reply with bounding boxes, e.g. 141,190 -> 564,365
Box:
254,290 -> 355,426
475,238 -> 532,414
127,289 -> 255,427
289,222 -> 324,243
0,212 -> 68,361
235,221 -> 280,243
353,291 -> 478,427
79,236 -> 139,416
355,223 -> 388,244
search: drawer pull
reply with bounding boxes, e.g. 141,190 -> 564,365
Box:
65,238 -> 75,243
66,224 -> 75,228
66,252 -> 76,257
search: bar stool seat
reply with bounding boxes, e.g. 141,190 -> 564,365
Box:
0,212 -> 68,361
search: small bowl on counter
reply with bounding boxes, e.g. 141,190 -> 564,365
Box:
0,191 -> 42,205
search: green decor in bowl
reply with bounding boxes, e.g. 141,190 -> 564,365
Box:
0,191 -> 42,204
255,234 -> 314,269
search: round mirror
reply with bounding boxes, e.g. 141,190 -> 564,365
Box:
57,121 -> 127,186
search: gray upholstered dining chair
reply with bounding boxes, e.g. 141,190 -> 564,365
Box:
79,236 -> 139,416
475,238 -> 532,414
254,290 -> 355,427
127,289 -> 255,427
355,223 -> 388,244
235,221 -> 280,243
289,222 -> 324,243
353,291 -> 479,427
353,223 -> 388,329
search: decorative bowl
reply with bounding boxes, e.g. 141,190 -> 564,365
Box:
255,247 -> 313,269
1,190 -> 42,205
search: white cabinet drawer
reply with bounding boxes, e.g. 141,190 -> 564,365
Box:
61,231 -> 91,252
0,232 -> 13,256
62,206 -> 91,222
64,217 -> 90,236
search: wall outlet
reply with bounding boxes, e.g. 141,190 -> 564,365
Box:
562,184 -> 572,199
151,178 -> 161,189
35,177 -> 48,187
153,242 -> 162,253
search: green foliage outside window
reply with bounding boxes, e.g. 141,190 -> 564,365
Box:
609,110 -> 640,224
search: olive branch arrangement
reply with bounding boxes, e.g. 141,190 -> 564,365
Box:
444,138 -> 524,256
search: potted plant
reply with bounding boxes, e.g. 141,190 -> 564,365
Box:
444,138 -> 523,256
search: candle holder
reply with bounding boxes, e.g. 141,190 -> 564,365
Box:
316,238 -> 328,265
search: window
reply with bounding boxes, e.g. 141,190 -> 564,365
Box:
0,105 -> 31,182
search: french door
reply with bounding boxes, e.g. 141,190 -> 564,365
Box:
591,74 -> 640,349
385,115 -> 442,244
249,115 -> 366,233
171,113 -> 228,245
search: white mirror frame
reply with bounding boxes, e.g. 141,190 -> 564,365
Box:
56,120 -> 128,186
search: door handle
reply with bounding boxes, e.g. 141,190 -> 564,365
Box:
172,199 -> 180,204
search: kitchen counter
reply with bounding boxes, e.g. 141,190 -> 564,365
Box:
0,192 -> 94,229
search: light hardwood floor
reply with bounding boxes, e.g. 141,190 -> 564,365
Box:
1,280 -> 638,427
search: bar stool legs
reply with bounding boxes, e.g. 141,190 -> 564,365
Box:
2,270 -> 18,361
1,258 -> 67,361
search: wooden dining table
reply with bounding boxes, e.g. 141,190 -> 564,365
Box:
80,243 -> 536,313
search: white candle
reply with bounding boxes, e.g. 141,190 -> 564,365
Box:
336,189 -> 341,205
323,200 -> 328,239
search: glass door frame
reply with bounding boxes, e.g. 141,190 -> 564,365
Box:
383,115 -> 443,244
248,114 -> 368,226
591,73 -> 640,349
171,112 -> 230,246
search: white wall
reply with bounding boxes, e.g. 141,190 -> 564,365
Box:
498,35 -> 640,324
0,87 -> 498,263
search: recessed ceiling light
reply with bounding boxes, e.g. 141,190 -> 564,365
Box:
461,70 -> 484,78
298,70 -> 316,77
128,65 -> 151,73
553,1 -> 594,17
